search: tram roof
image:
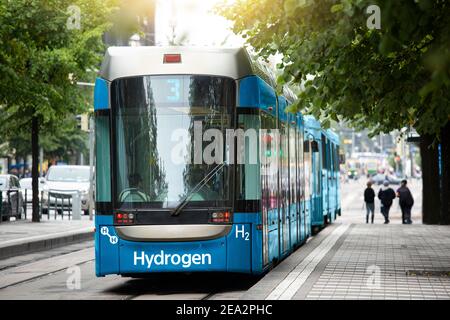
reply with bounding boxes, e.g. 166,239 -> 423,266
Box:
99,46 -> 276,86
325,129 -> 340,145
303,115 -> 322,130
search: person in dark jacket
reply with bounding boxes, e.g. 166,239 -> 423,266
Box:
364,181 -> 375,224
397,180 -> 414,224
378,180 -> 396,224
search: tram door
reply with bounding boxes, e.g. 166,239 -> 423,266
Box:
304,141 -> 312,236
260,112 -> 279,264
288,122 -> 298,247
238,111 -> 271,267
279,122 -> 290,255
321,134 -> 329,220
311,141 -> 323,226
297,128 -> 306,241
260,147 -> 270,267
330,144 -> 337,221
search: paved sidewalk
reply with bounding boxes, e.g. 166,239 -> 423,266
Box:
0,217 -> 94,259
241,222 -> 450,300
239,180 -> 450,300
303,224 -> 450,300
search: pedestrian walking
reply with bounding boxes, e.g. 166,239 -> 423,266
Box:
364,181 -> 375,224
397,180 -> 414,224
378,180 -> 396,224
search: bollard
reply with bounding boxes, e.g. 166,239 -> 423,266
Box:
6,191 -> 10,221
68,196 -> 72,220
16,190 -> 19,219
72,191 -> 81,220
24,189 -> 27,220
54,194 -> 57,219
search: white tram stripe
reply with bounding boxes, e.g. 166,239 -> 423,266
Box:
266,224 -> 349,300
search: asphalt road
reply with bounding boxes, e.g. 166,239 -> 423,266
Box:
0,241 -> 259,300
0,178 -> 423,300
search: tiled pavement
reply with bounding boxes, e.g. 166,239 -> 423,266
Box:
241,223 -> 450,300
303,224 -> 450,300
239,179 -> 450,300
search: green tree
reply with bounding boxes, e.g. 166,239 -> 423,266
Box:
0,0 -> 118,222
1,117 -> 89,167
220,0 -> 450,224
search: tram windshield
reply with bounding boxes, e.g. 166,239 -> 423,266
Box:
111,75 -> 235,209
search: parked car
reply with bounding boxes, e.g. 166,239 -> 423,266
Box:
371,173 -> 386,185
19,177 -> 45,203
387,175 -> 403,185
371,173 -> 402,185
41,165 -> 92,215
0,174 -> 24,221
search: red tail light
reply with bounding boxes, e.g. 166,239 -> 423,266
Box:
163,54 -> 182,63
115,212 -> 135,225
210,211 -> 231,224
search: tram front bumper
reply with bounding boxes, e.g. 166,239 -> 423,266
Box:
95,216 -> 254,276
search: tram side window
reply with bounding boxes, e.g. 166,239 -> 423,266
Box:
297,129 -> 305,201
335,146 -> 340,173
304,141 -> 311,200
314,146 -> 321,194
321,134 -> 327,170
95,115 -> 111,202
289,125 -> 297,205
330,143 -> 336,173
236,114 -> 261,200
337,146 -> 340,173
329,144 -> 334,174
280,122 -> 289,207
261,112 -> 278,210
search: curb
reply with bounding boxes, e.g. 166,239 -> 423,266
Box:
0,228 -> 94,260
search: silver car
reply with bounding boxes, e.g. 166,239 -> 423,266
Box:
41,165 -> 93,215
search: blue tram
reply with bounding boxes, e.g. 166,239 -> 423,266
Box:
94,47 -> 340,276
304,117 -> 341,232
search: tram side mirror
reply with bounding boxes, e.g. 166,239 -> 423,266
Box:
339,154 -> 346,164
311,141 -> 319,153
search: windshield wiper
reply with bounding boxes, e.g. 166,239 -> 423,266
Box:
171,162 -> 226,217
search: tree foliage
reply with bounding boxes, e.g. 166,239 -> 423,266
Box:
219,0 -> 450,137
4,117 -> 88,161
0,0 -> 118,221
0,0 -> 118,137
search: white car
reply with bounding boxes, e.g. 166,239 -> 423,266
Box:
41,165 -> 93,215
19,177 -> 45,203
